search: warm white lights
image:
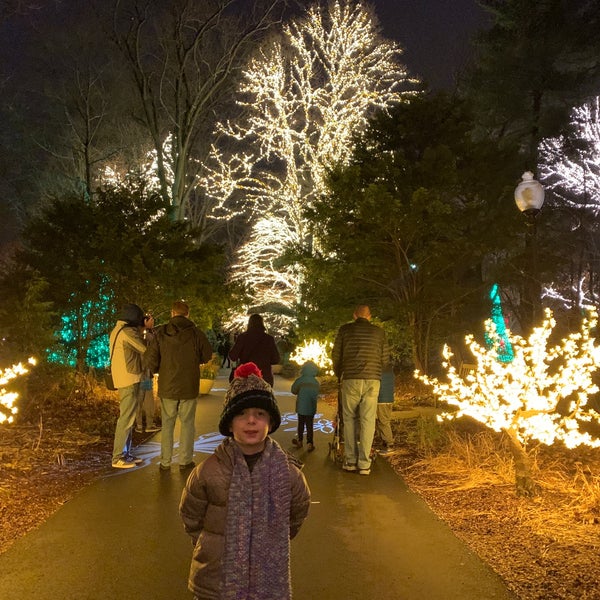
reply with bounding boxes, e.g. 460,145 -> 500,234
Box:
289,339 -> 333,375
0,358 -> 37,425
203,1 -> 414,332
416,309 -> 600,450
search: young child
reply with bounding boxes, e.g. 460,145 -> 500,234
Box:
179,362 -> 311,600
291,361 -> 320,452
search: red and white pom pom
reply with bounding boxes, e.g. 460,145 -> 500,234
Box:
234,362 -> 263,379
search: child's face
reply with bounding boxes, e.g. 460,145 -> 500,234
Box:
230,407 -> 271,454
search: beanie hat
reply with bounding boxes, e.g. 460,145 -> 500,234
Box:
118,303 -> 145,327
218,362 -> 281,437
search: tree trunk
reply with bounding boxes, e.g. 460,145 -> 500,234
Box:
504,428 -> 539,497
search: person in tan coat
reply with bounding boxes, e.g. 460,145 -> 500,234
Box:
179,362 -> 311,600
110,303 -> 154,469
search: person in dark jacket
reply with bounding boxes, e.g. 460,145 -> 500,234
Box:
332,305 -> 388,475
228,314 -> 280,386
145,300 -> 212,471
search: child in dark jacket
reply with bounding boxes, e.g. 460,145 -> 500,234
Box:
291,361 -> 320,452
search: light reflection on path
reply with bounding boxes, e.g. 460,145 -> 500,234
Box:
108,410 -> 333,476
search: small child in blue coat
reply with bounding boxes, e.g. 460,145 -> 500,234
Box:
291,361 -> 320,452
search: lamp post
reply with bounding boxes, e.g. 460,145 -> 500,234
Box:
514,171 -> 545,330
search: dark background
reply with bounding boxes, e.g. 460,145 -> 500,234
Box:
371,0 -> 489,89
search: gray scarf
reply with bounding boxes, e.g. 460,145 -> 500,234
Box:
221,438 -> 292,600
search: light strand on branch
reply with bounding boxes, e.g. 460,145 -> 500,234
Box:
416,309 -> 600,450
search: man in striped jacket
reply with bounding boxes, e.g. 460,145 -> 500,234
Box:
332,305 -> 388,475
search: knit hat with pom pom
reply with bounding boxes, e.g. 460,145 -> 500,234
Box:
218,362 -> 281,436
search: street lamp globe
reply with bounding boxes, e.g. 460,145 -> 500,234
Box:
514,171 -> 545,218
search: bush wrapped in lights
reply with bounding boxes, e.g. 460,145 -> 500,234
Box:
416,309 -> 600,497
0,358 -> 37,424
289,339 -> 333,376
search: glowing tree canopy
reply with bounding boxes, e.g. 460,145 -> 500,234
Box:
0,358 -> 37,425
203,0 -> 415,333
416,309 -> 600,496
539,96 -> 600,310
289,339 -> 333,375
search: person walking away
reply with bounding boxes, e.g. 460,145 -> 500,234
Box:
218,334 -> 231,368
332,304 -> 388,476
376,362 -> 395,456
144,300 -> 212,471
110,303 -> 152,469
179,362 -> 311,600
291,361 -> 320,451
228,314 -> 280,386
135,315 -> 160,433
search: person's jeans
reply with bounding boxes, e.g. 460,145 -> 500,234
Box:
341,379 -> 380,470
160,397 -> 198,466
112,383 -> 139,462
376,402 -> 394,446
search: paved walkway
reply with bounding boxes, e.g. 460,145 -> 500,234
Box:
0,371 -> 516,600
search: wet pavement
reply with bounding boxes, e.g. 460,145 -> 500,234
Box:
0,371 -> 516,599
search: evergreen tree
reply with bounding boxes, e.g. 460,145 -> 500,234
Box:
304,93 -> 519,371
462,0 -> 600,165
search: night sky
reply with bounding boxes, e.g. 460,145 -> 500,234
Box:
370,0 -> 490,89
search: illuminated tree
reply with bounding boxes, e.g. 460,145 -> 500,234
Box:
203,0 -> 415,331
417,309 -> 600,497
539,96 -> 600,311
111,0 -> 286,221
289,339 -> 333,375
0,358 -> 37,425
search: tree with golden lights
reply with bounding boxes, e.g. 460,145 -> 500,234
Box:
0,358 -> 36,425
203,0 -> 415,332
416,309 -> 600,497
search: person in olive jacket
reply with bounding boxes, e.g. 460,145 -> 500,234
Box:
145,300 -> 212,471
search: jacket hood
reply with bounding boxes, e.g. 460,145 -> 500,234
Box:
118,303 -> 144,326
300,361 -> 319,377
163,315 -> 195,336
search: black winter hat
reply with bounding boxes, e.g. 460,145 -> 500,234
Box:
118,303 -> 145,326
218,362 -> 281,436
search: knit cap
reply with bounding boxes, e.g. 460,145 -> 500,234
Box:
118,303 -> 144,327
218,362 -> 281,436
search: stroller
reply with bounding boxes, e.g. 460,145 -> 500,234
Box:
328,382 -> 344,465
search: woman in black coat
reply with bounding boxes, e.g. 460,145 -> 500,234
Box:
228,314 -> 280,386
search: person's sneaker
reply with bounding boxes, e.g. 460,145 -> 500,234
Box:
342,462 -> 357,472
112,458 -> 136,469
126,454 -> 143,464
179,461 -> 195,471
158,463 -> 170,471
291,438 -> 302,448
145,426 -> 161,433
378,446 -> 395,457
307,443 -> 315,452
359,468 -> 371,476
